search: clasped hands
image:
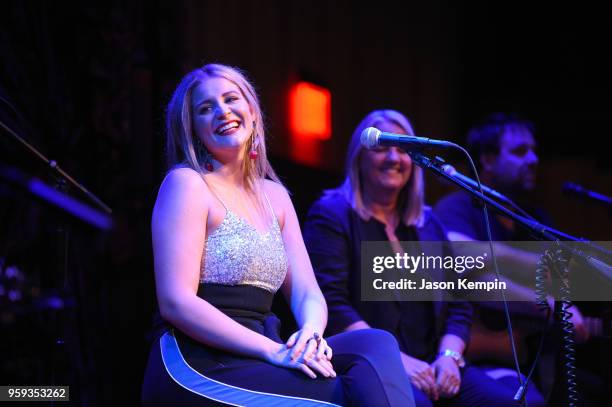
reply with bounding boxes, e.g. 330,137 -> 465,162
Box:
401,353 -> 461,401
266,324 -> 336,379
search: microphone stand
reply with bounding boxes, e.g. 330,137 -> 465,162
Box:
410,152 -> 611,272
563,182 -> 612,211
0,120 -> 112,215
411,152 -> 611,407
1,118 -> 113,402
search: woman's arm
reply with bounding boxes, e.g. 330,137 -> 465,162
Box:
266,182 -> 328,340
430,333 -> 465,399
303,197 -> 368,333
153,169 -> 281,360
261,182 -> 335,376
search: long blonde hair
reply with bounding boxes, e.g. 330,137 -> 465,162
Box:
332,109 -> 425,227
165,63 -> 282,192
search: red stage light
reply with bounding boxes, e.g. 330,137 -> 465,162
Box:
289,81 -> 331,140
288,81 -> 331,167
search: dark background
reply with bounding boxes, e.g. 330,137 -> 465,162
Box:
1,1 -> 610,405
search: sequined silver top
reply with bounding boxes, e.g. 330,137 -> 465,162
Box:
200,202 -> 288,293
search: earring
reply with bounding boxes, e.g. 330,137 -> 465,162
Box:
204,151 -> 214,171
249,122 -> 259,160
196,139 -> 214,171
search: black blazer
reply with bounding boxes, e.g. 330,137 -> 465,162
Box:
303,192 -> 472,357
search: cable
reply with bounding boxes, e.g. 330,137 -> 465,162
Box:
518,247 -> 578,406
514,250 -> 555,404
554,249 -> 578,406
455,145 -> 527,406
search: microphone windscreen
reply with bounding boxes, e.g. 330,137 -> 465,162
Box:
360,127 -> 381,148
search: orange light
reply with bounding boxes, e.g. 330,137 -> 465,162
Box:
289,81 -> 331,140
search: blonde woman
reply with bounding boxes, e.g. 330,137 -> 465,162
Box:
141,66 -> 414,406
304,110 -> 533,406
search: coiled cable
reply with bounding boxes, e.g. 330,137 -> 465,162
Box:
524,248 -> 578,406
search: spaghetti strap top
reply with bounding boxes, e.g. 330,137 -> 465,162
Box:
200,182 -> 288,293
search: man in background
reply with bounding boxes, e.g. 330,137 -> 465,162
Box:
434,113 -> 603,406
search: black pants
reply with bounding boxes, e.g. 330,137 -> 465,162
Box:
142,328 -> 415,406
411,365 -> 546,407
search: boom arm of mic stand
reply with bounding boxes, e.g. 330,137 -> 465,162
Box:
0,163 -> 113,230
410,152 -> 612,276
0,119 -> 112,215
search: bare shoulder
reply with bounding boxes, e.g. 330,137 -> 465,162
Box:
263,179 -> 290,202
162,167 -> 214,195
163,167 -> 206,189
262,179 -> 292,225
155,167 -> 212,211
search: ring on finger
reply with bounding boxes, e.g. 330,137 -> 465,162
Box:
308,332 -> 322,346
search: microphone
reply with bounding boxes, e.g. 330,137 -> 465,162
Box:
441,164 -> 508,203
563,182 -> 612,208
360,127 -> 456,150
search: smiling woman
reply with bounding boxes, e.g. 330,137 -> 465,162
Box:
165,64 -> 275,191
191,77 -> 254,156
141,65 -> 416,406
303,109 -> 543,406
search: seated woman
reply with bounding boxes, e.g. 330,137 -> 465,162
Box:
303,109 -> 545,407
141,65 -> 415,406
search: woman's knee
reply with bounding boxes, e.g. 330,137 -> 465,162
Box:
358,328 -> 400,352
348,328 -> 398,346
332,328 -> 401,362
